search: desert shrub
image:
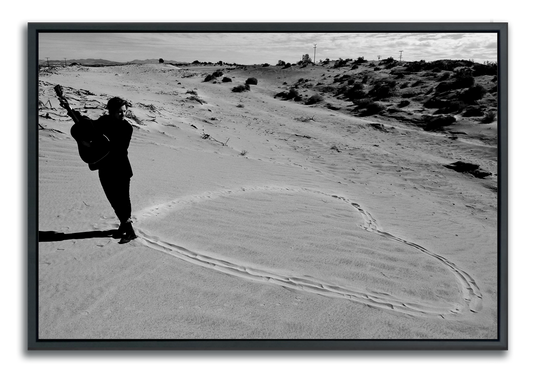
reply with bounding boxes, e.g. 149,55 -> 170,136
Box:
203,74 -> 215,82
473,62 -> 497,77
274,87 -> 302,101
404,60 -> 427,73
232,84 -> 250,93
398,100 -> 410,108
262,63 -> 270,67
353,98 -> 373,107
423,115 -> 456,131
362,102 -> 385,116
453,74 -> 475,89
473,62 -> 498,76
358,101 -> 385,116
305,94 -> 323,105
438,72 -> 452,81
222,77 -> 232,82
213,70 -> 224,77
434,101 -> 466,115
333,74 -> 353,83
462,106 -> 485,117
356,56 -> 367,63
277,60 -> 286,66
459,84 -> 487,104
368,79 -> 396,99
400,90 -> 419,98
424,97 -> 448,109
380,57 -> 395,65
317,85 -> 336,94
341,85 -> 366,101
283,63 -> 292,69
246,77 -> 258,85
435,76 -> 476,94
480,111 -> 496,123
333,58 -> 350,68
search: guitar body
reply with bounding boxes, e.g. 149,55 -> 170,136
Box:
70,120 -> 111,170
54,84 -> 110,170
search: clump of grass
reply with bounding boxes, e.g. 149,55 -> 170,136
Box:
240,150 -> 248,156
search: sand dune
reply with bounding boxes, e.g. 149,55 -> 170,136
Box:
37,61 -> 498,339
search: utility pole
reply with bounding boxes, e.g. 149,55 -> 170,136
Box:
399,50 -> 403,62
313,44 -> 317,64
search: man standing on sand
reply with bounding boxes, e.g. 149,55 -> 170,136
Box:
94,97 -> 137,244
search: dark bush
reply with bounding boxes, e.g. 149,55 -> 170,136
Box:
222,77 -> 232,83
342,86 -> 366,101
232,84 -> 250,93
424,97 -> 449,109
213,70 -> 224,77
480,111 -> 496,124
274,88 -> 302,101
453,74 -> 475,89
463,106 -> 485,117
459,84 -> 487,104
433,101 -> 466,115
398,100 -> 410,108
358,101 -> 385,116
368,80 -> 396,99
424,115 -> 456,131
472,63 -> 497,77
305,94 -> 323,105
436,77 -> 475,93
246,77 -> 258,85
203,74 -> 215,82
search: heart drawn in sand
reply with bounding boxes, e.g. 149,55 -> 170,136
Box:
134,185 -> 482,319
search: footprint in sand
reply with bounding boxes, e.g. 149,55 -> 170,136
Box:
132,185 -> 482,319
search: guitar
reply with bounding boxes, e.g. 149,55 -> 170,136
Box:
54,85 -> 110,170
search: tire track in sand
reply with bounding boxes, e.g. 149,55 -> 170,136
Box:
133,185 -> 482,319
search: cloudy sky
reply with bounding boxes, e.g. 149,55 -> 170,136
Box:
39,32 -> 498,65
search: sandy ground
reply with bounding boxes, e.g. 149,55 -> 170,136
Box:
37,62 -> 498,339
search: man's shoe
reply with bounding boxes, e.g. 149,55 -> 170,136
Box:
113,222 -> 127,239
119,222 -> 137,244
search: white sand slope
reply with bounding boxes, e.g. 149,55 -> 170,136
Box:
37,63 -> 498,339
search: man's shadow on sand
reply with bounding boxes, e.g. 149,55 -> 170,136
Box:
39,230 -> 117,242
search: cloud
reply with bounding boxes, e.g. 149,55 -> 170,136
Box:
38,32 -> 498,64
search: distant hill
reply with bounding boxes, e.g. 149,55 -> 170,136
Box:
39,58 -> 188,67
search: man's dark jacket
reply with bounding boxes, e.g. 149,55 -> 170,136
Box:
94,115 -> 133,178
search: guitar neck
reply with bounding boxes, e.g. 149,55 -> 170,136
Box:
55,85 -> 80,124
65,106 -> 80,124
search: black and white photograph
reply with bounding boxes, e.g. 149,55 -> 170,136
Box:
28,23 -> 507,349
